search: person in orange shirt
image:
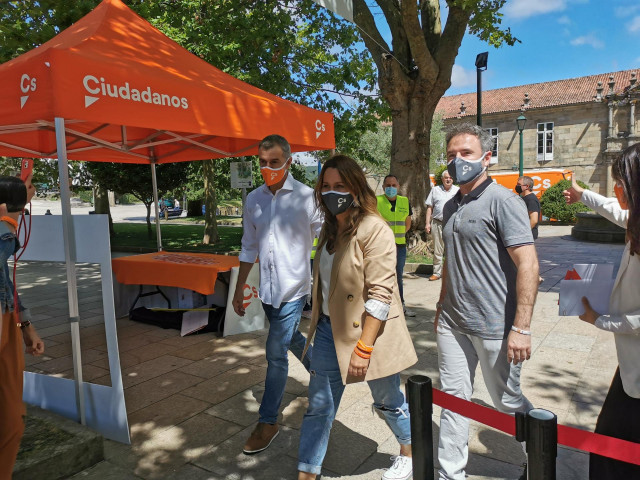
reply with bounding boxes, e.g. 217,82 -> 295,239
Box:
0,175 -> 45,479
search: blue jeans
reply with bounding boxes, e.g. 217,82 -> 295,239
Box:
396,244 -> 407,303
259,297 -> 312,424
298,316 -> 411,475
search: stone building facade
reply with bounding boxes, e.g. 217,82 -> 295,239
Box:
436,69 -> 640,195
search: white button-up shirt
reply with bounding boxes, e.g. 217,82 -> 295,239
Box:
425,184 -> 459,221
239,173 -> 323,308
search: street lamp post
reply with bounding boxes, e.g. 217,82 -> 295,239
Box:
516,113 -> 527,177
475,52 -> 488,126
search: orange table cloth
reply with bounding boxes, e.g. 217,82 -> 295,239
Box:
111,252 -> 240,295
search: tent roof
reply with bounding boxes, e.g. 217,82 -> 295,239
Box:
0,0 -> 334,163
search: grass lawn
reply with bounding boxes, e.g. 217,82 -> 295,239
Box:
180,215 -> 242,225
111,222 -> 242,253
407,253 -> 433,264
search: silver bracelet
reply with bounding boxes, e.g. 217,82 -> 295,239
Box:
511,325 -> 531,335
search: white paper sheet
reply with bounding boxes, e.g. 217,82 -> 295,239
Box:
180,310 -> 210,336
573,264 -> 614,281
559,279 -> 614,316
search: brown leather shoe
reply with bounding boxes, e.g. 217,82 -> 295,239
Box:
242,422 -> 279,454
429,274 -> 440,281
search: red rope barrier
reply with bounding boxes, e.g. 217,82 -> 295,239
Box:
432,388 -> 640,465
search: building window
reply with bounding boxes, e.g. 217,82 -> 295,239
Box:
537,122 -> 553,162
486,127 -> 498,163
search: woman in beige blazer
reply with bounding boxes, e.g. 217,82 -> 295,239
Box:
297,155 -> 417,480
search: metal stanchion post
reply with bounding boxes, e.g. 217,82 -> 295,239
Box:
406,375 -> 434,480
516,408 -> 558,479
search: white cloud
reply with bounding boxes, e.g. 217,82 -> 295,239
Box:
504,0 -> 566,19
450,65 -> 476,89
557,15 -> 571,24
615,6 -> 640,17
628,16 -> 640,33
570,34 -> 604,49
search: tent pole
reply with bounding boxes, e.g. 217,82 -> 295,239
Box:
150,160 -> 163,251
54,117 -> 86,425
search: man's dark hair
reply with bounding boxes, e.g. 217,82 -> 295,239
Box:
383,174 -> 398,183
0,176 -> 27,213
446,123 -> 493,153
259,134 -> 291,159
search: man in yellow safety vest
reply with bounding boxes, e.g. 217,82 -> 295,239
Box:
376,174 -> 415,317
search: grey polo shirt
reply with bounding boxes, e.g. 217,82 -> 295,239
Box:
441,178 -> 534,339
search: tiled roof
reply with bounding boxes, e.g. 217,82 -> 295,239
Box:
436,69 -> 639,119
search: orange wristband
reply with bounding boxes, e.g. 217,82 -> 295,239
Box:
354,347 -> 371,359
0,216 -> 18,230
357,339 -> 374,353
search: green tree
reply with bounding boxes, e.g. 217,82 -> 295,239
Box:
1,0 -> 383,245
540,180 -> 591,222
348,0 -> 517,245
86,162 -> 190,236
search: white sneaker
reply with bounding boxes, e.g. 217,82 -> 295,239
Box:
382,455 -> 412,480
403,306 -> 416,317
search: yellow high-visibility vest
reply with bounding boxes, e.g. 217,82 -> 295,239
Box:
310,237 -> 318,260
377,195 -> 409,245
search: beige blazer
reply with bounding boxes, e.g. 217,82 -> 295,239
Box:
303,214 -> 417,384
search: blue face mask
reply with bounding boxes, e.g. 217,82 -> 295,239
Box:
384,187 -> 397,198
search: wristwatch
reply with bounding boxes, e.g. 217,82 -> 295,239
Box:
19,320 -> 31,329
436,302 -> 443,311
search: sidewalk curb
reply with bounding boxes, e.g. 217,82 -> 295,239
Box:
14,406 -> 103,480
404,262 -> 433,275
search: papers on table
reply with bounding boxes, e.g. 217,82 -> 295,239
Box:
559,264 -> 615,316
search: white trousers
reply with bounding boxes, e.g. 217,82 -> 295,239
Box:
431,219 -> 444,277
437,321 -> 532,480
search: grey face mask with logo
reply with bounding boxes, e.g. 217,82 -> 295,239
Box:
447,151 -> 489,185
321,191 -> 354,216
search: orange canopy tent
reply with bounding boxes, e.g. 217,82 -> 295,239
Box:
0,0 -> 334,429
0,0 -> 335,163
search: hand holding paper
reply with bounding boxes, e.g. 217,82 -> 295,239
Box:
559,264 -> 614,316
579,297 -> 600,325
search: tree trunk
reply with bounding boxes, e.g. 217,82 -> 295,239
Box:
93,185 -> 114,235
202,159 -> 219,245
385,77 -> 437,253
144,201 -> 152,239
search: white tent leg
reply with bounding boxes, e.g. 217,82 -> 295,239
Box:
150,162 -> 163,251
55,117 -> 86,425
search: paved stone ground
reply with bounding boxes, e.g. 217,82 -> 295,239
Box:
14,225 -> 624,480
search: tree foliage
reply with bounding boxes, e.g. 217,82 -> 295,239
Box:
86,162 -> 190,235
350,0 -> 518,247
540,179 -> 591,222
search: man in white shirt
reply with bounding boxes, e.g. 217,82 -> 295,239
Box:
425,171 -> 459,281
232,134 -> 322,455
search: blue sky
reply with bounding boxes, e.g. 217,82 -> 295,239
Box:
446,0 -> 640,95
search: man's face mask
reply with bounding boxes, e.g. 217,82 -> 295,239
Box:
321,191 -> 354,216
260,160 -> 289,186
447,152 -> 489,185
515,184 -> 524,194
384,186 -> 397,198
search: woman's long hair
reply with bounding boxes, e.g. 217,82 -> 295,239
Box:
612,143 -> 640,255
0,176 -> 27,213
314,155 -> 380,251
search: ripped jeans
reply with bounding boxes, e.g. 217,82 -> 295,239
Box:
298,315 -> 411,475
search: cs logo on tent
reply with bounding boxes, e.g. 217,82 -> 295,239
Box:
20,74 -> 37,109
315,119 -> 325,139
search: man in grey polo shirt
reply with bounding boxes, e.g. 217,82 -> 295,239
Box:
434,123 -> 539,480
